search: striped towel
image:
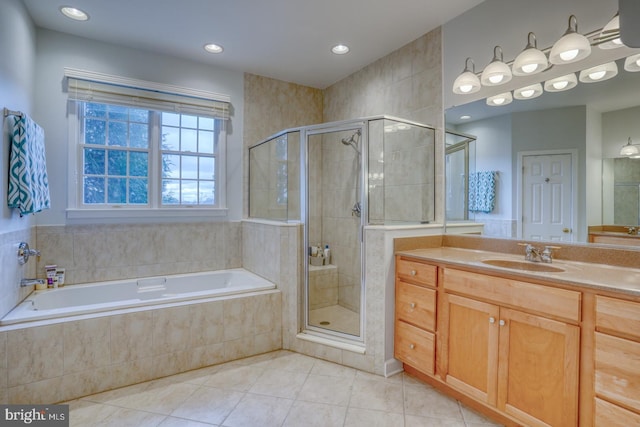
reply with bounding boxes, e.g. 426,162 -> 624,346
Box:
7,115 -> 50,215
468,171 -> 496,213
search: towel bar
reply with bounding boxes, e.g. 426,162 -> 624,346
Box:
3,108 -> 24,118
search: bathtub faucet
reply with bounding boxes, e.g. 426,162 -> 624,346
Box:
20,278 -> 45,287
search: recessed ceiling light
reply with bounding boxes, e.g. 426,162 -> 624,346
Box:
60,6 -> 89,21
460,115 -> 471,120
331,44 -> 350,55
204,43 -> 224,54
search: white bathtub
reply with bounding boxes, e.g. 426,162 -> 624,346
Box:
1,268 -> 275,325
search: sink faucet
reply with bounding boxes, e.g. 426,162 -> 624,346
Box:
519,243 -> 560,263
625,226 -> 638,235
20,278 -> 45,287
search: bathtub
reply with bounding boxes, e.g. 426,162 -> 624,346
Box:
1,268 -> 276,325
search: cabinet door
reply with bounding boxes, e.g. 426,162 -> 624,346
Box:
595,332 -> 640,413
497,308 -> 579,427
442,293 -> 499,405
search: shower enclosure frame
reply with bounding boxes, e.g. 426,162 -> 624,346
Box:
301,119 -> 369,344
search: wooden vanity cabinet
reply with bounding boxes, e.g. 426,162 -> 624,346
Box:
440,268 -> 581,427
594,296 -> 640,424
394,257 -> 437,376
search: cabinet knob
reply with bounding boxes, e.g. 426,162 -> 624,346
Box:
409,344 -> 415,350
499,319 -> 506,326
410,303 -> 416,309
489,317 -> 496,324
410,270 -> 417,276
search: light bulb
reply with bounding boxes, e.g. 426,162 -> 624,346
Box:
637,58 -> 640,67
560,49 -> 579,61
493,97 -> 506,105
553,81 -> 569,90
589,70 -> 606,80
459,84 -> 472,93
489,75 -> 504,84
521,63 -> 538,74
521,89 -> 535,98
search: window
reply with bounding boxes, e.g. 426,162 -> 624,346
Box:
65,69 -> 230,219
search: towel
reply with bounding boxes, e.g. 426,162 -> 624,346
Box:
468,171 -> 496,213
7,114 -> 51,215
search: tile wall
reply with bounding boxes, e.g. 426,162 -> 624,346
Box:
0,290 -> 281,404
0,229 -> 37,320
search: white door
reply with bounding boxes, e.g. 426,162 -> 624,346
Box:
521,153 -> 573,242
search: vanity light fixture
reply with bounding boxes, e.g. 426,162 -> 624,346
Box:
60,6 -> 89,21
624,53 -> 640,72
481,46 -> 512,86
452,58 -> 481,94
513,83 -> 543,100
598,13 -> 623,49
460,115 -> 471,120
549,15 -> 591,64
486,91 -> 512,107
513,33 -> 548,76
204,43 -> 224,54
620,137 -> 640,156
543,73 -> 578,92
331,44 -> 350,55
579,61 -> 618,83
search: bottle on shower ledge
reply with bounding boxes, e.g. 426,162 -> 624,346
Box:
324,245 -> 330,264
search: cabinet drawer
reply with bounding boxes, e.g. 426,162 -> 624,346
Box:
595,397 -> 640,426
395,320 -> 435,376
596,296 -> 640,341
396,258 -> 437,287
595,332 -> 640,413
443,268 -> 581,322
396,281 -> 436,331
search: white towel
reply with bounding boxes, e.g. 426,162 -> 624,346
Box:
7,114 -> 51,215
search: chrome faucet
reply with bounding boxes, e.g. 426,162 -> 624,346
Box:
625,226 -> 638,235
519,243 -> 560,263
20,278 -> 45,287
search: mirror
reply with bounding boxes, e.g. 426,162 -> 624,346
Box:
445,56 -> 640,246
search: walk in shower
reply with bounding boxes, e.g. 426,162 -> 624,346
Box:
249,116 -> 435,343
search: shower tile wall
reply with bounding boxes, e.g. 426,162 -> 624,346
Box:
34,222 -> 242,286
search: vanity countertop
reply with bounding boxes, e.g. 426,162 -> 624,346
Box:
397,246 -> 640,298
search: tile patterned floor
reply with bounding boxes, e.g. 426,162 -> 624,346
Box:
64,350 -> 503,427
308,305 -> 360,336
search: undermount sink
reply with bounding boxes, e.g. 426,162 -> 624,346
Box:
481,259 -> 565,273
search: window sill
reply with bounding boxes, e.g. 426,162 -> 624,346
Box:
66,207 -> 228,223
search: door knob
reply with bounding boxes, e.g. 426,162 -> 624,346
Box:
562,228 -> 571,233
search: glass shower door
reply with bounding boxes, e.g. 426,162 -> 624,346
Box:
305,126 -> 364,339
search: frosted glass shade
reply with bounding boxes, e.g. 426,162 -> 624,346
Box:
544,73 -> 578,92
486,92 -> 512,107
481,60 -> 512,86
620,138 -> 639,156
453,71 -> 481,94
549,32 -> 591,64
514,83 -> 543,100
513,48 -> 548,76
624,54 -> 640,72
599,14 -> 623,49
579,62 -> 618,83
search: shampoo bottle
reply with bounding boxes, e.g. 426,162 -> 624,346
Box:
323,245 -> 330,264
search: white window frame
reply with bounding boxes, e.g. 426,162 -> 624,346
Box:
65,69 -> 229,221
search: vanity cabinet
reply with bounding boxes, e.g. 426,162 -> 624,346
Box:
394,257 -> 437,376
441,268 -> 581,427
594,296 -> 640,424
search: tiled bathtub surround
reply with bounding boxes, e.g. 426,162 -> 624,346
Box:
34,222 -> 242,287
0,290 -> 281,404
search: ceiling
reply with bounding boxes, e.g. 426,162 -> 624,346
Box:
21,0 -> 483,89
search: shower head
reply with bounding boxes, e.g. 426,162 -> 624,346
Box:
341,129 -> 361,152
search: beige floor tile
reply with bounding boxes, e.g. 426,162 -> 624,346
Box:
404,414 -> 467,426
404,383 -> 464,420
460,404 -> 504,426
248,368 -> 308,399
309,359 -> 357,379
282,401 -> 347,427
309,305 -> 360,336
94,380 -> 200,415
158,417 -> 218,427
297,374 -> 353,406
72,404 -> 167,427
261,352 -> 316,374
349,377 -> 404,414
343,407 -> 404,427
222,393 -> 293,427
203,364 -> 265,392
170,386 -> 244,424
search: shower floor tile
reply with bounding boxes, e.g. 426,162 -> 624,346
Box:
308,304 -> 360,336
64,350 -> 503,427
